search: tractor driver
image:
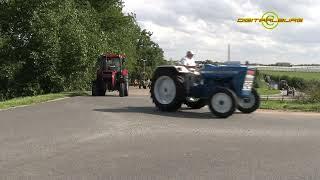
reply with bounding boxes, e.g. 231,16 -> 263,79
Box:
180,51 -> 196,68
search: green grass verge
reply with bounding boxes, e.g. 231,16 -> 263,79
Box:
0,92 -> 88,110
261,71 -> 320,80
261,100 -> 320,112
257,87 -> 280,95
256,79 -> 280,95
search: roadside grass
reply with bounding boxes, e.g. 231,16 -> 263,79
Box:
257,87 -> 280,96
261,100 -> 320,112
0,91 -> 88,110
256,80 -> 280,95
261,71 -> 320,81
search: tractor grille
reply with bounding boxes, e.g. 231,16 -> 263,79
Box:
102,71 -> 112,79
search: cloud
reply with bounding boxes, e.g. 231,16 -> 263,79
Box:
123,0 -> 320,64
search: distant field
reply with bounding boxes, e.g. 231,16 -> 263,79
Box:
260,71 -> 320,80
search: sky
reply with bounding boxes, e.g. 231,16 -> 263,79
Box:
123,0 -> 320,64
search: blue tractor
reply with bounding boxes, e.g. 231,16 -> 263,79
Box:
150,64 -> 260,118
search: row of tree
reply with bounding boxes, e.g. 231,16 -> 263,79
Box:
0,0 -> 166,100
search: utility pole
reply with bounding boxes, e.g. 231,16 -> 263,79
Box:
228,44 -> 231,62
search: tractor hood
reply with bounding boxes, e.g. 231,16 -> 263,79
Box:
200,64 -> 248,78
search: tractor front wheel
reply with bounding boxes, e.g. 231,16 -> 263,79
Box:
209,88 -> 236,118
238,89 -> 260,114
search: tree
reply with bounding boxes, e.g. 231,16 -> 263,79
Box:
0,0 -> 165,100
132,30 -> 165,80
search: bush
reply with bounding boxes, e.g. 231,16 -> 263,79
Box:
0,0 -> 165,100
266,74 -> 307,90
261,71 -> 320,103
290,77 -> 306,90
305,80 -> 320,103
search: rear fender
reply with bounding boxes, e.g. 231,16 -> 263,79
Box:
155,65 -> 190,74
122,69 -> 128,76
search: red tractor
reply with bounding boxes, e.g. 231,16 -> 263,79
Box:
92,54 -> 129,97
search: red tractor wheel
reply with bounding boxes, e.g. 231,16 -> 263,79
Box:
119,83 -> 125,97
124,81 -> 129,96
92,80 -> 106,96
92,81 -> 97,96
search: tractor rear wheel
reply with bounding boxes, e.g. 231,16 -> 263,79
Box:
92,80 -> 105,96
185,97 -> 207,109
119,83 -> 125,97
238,88 -> 260,114
209,88 -> 236,118
92,81 -> 97,96
98,80 -> 106,96
151,69 -> 185,112
124,81 -> 129,97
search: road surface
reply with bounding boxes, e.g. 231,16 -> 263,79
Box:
1,90 -> 320,179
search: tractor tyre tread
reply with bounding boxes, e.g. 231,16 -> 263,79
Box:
208,87 -> 236,118
119,83 -> 125,97
150,69 -> 185,112
124,82 -> 129,97
238,88 -> 260,114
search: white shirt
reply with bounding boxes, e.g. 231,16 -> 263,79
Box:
180,56 -> 196,67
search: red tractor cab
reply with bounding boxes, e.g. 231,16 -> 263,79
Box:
92,54 -> 129,97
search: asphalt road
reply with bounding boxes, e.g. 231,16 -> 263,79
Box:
1,91 -> 320,180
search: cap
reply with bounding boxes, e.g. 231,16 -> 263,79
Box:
187,51 -> 195,55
